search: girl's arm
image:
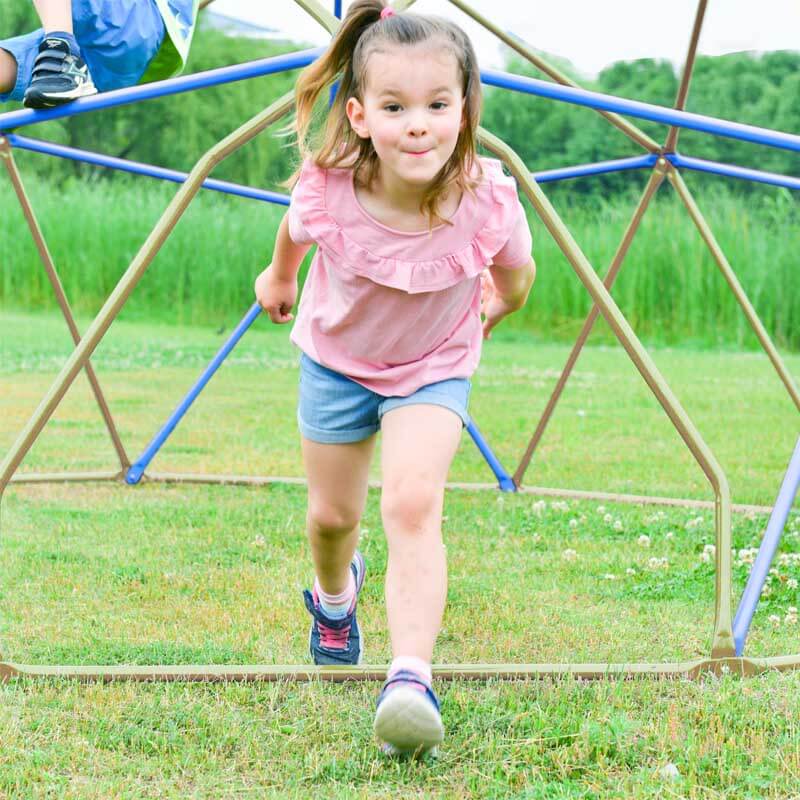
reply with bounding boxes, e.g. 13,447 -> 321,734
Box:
482,258 -> 536,339
254,212 -> 313,324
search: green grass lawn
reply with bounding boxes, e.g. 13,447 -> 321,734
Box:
0,310 -> 799,798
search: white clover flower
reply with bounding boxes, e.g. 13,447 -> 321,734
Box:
788,578 -> 799,590
789,606 -> 798,615
665,531 -> 675,540
762,585 -> 773,597
603,513 -> 613,524
638,534 -> 651,548
562,548 -> 578,562
569,518 -> 578,529
579,514 -> 587,523
785,613 -> 798,626
769,567 -> 780,576
252,534 -> 266,548
498,525 -> 507,534
769,614 -> 781,626
648,556 -> 669,570
626,567 -> 637,576
552,501 -> 570,513
603,573 -> 617,581
597,505 -> 606,514
532,499 -> 547,516
737,548 -> 758,565
613,519 -> 624,532
496,495 -> 505,505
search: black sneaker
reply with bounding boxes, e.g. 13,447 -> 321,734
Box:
303,551 -> 366,666
23,36 -> 97,109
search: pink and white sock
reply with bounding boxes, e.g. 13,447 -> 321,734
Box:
314,573 -> 355,620
388,655 -> 433,685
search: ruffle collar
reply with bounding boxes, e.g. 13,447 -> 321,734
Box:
291,157 -> 522,294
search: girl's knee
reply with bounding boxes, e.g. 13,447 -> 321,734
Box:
381,477 -> 442,533
307,500 -> 361,537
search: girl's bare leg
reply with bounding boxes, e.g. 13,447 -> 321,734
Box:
32,0 -> 74,33
301,434 -> 376,593
380,405 -> 462,662
0,49 -> 17,94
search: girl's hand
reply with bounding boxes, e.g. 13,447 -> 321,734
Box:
254,266 -> 297,324
480,270 -> 518,340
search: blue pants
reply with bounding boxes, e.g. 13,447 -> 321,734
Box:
0,0 -> 165,102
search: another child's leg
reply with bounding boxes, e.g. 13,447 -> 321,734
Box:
32,0 -> 75,34
380,404 -> 461,662
0,48 -> 17,94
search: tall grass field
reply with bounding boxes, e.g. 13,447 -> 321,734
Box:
1,168 -> 798,351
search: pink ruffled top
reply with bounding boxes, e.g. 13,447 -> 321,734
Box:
287,156 -> 532,397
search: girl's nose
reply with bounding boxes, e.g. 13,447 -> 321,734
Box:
406,113 -> 428,136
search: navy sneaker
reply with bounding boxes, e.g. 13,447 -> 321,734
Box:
23,36 -> 97,109
303,551 -> 365,665
373,670 -> 444,757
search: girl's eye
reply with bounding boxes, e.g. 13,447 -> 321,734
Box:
431,101 -> 448,110
384,103 -> 402,112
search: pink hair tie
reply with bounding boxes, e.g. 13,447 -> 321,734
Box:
380,6 -> 396,19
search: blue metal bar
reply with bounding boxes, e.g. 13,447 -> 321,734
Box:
6,134 -> 290,205
668,153 -> 800,192
4,51 -> 798,158
733,435 -> 800,655
126,302 -> 264,484
481,68 -> 800,153
0,48 -> 322,132
534,154 -> 657,184
466,421 -> 516,492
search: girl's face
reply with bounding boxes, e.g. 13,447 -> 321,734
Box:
346,42 -> 466,191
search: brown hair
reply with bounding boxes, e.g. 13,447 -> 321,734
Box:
289,0 -> 482,226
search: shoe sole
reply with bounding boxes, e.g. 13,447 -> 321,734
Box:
374,686 -> 444,755
24,83 -> 97,108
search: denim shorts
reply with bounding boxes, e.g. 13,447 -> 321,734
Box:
0,0 -> 165,102
297,353 -> 471,444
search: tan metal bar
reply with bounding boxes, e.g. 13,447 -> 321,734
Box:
2,656 -> 795,683
5,465 -> 777,512
478,126 -> 734,658
0,138 -> 131,472
445,0 -> 661,153
0,91 -> 296,497
664,0 -> 708,153
668,168 -> 800,412
293,0 -> 339,34
144,471 -> 773,514
9,470 -> 121,484
513,165 -> 667,485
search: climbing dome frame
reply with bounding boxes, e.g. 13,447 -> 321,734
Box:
0,0 -> 799,681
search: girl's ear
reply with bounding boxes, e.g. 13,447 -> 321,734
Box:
346,97 -> 370,139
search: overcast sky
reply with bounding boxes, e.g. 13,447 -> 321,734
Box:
211,0 -> 799,78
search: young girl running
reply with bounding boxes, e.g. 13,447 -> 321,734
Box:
255,0 -> 535,756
